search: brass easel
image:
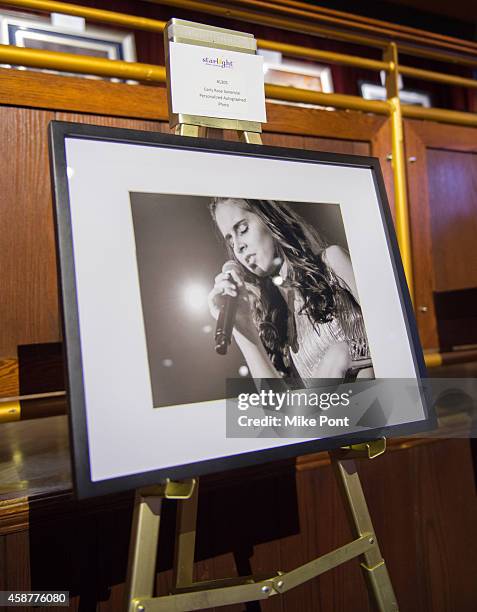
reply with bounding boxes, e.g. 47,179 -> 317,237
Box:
125,18 -> 398,612
125,439 -> 398,611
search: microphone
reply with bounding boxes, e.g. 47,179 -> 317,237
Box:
215,260 -> 241,355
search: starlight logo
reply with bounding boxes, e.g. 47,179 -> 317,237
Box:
202,56 -> 233,69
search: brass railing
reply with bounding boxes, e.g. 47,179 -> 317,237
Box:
150,0 -> 477,65
0,0 -> 476,372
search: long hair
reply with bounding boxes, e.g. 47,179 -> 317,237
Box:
210,198 -> 366,376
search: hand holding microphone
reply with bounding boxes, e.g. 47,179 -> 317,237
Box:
208,261 -> 257,354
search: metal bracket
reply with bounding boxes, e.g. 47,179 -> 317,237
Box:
130,531 -> 389,611
337,437 -> 387,459
138,478 -> 197,500
175,122 -> 262,143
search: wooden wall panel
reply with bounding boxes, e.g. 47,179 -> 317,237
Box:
404,121 -> 439,348
359,446 -> 427,612
302,136 -> 370,156
5,532 -> 31,594
260,132 -> 305,149
427,148 -> 477,292
0,68 -> 170,122
372,121 -> 395,217
261,132 -> 371,157
404,119 -> 477,350
411,439 -> 477,609
264,105 -> 387,142
0,109 -> 171,360
54,112 -> 169,133
0,107 -> 58,359
0,359 -> 19,397
278,466 -> 369,612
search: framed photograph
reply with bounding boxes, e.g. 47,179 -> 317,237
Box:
264,59 -> 333,92
359,81 -> 432,108
49,122 -> 432,498
259,50 -> 333,108
0,10 -> 136,80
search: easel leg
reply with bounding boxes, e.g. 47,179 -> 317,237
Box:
175,124 -> 200,137
332,457 -> 399,612
175,125 -> 222,139
125,489 -> 162,612
173,479 -> 200,589
239,131 -> 263,145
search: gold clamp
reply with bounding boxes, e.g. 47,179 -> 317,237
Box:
337,437 -> 387,459
138,478 -> 196,500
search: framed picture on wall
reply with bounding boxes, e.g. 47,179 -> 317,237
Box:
258,49 -> 333,108
49,121 -> 433,498
359,81 -> 432,107
263,59 -> 333,92
0,10 -> 136,80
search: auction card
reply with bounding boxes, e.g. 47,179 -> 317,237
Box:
169,41 -> 267,122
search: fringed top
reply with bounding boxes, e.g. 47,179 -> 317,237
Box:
285,290 -> 370,381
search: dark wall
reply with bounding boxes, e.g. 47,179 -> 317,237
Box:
301,0 -> 477,41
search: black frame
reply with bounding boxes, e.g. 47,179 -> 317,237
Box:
49,120 -> 434,499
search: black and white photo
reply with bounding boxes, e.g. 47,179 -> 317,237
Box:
131,195 -> 373,410
49,122 -> 431,498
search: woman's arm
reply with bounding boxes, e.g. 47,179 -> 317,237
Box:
309,246 -> 359,378
320,245 -> 374,378
322,245 -> 360,303
311,341 -> 351,378
233,330 -> 282,379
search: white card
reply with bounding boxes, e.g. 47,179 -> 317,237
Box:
169,42 -> 267,123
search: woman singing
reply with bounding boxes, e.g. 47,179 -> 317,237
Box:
207,198 -> 373,383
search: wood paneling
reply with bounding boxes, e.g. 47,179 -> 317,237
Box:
405,119 -> 477,350
372,120 -> 395,216
0,67 -> 387,141
0,107 -> 59,359
0,359 -> 19,398
0,499 -> 29,536
404,120 -> 439,348
264,104 -> 387,142
0,68 -> 170,121
54,112 -> 168,133
411,439 -> 477,609
433,288 -> 477,350
0,105 -> 172,360
404,120 -> 477,152
5,532 -> 30,593
427,148 -> 477,292
302,135 -> 370,156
